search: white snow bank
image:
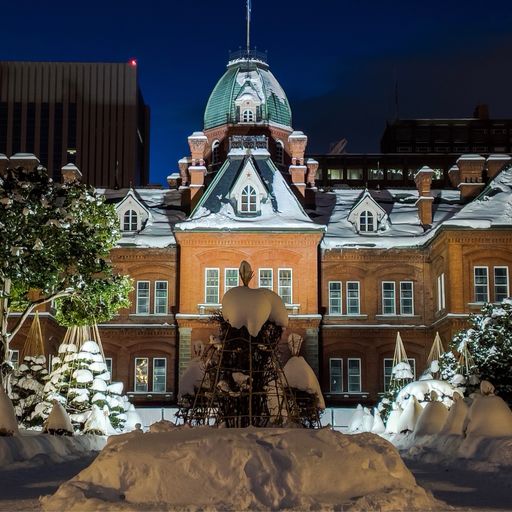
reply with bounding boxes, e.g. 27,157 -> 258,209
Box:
41,428 -> 439,511
0,431 -> 106,468
283,356 -> 325,409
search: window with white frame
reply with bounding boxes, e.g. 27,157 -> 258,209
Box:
383,358 -> 416,391
205,268 -> 220,304
346,281 -> 360,315
278,269 -> 292,304
10,349 -> 19,370
474,266 -> 489,303
382,282 -> 396,315
134,357 -> 149,392
242,109 -> 254,122
400,281 -> 414,315
105,357 -> 113,377
224,268 -> 239,292
123,209 -> 138,231
359,210 -> 375,232
136,281 -> 150,314
240,185 -> 257,213
259,269 -> 273,290
437,273 -> 446,311
153,358 -> 166,392
329,358 -> 343,393
347,358 -> 362,392
154,281 -> 168,315
328,281 -> 342,315
494,267 -> 509,302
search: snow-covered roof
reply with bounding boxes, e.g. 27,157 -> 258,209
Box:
176,153 -> 325,232
98,188 -> 185,248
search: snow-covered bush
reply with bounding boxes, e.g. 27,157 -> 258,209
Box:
440,299 -> 512,402
9,354 -> 47,428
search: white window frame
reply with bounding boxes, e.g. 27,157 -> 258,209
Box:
10,349 -> 19,370
105,357 -> 113,377
152,357 -> 167,393
474,266 -> 489,303
242,109 -> 255,122
154,280 -> 168,315
240,185 -> 258,213
328,281 -> 342,315
382,281 -> 396,315
278,268 -> 293,305
359,210 -> 375,232
346,281 -> 360,315
347,358 -> 362,393
437,273 -> 446,311
136,281 -> 150,315
224,268 -> 239,293
258,268 -> 273,290
399,281 -> 414,316
123,209 -> 138,231
205,268 -> 220,304
329,358 -> 343,393
494,266 -> 509,303
134,357 -> 149,392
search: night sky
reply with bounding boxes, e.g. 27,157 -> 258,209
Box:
2,0 -> 511,185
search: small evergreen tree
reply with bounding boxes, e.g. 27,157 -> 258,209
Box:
440,300 -> 512,402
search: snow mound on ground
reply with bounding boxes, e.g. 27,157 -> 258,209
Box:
45,401 -> 73,434
414,401 -> 449,437
0,385 -> 19,435
0,431 -> 106,467
396,396 -> 423,433
440,393 -> 468,436
222,286 -> 288,337
41,428 -> 439,511
283,356 -> 325,409
465,394 -> 512,438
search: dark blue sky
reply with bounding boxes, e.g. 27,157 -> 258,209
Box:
2,1 -> 511,184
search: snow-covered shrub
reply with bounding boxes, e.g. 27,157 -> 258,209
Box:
0,385 -> 19,436
440,299 -> 512,402
9,354 -> 47,428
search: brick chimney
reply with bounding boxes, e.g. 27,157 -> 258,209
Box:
187,133 -> 208,208
456,154 -> 485,200
414,166 -> 435,226
305,158 -> 319,207
486,154 -> 512,179
287,131 -> 308,197
61,163 -> 82,184
448,164 -> 460,188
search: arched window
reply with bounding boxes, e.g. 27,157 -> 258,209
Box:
211,140 -> 220,165
240,185 -> 257,213
123,209 -> 138,231
359,210 -> 374,232
242,109 -> 254,123
276,140 -> 284,165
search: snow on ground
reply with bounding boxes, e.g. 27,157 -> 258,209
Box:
41,427 -> 440,511
0,430 -> 106,468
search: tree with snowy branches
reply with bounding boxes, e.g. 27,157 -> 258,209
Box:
0,158 -> 129,385
440,299 -> 512,403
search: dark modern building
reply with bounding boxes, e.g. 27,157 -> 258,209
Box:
380,105 -> 512,154
0,61 -> 149,187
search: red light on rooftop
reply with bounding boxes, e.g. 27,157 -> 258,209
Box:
129,59 -> 137,67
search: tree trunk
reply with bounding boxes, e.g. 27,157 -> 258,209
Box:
0,279 -> 12,388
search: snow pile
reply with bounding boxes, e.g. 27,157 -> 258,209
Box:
42,427 -> 439,511
283,355 -> 325,409
414,398 -> 449,437
178,357 -> 205,400
0,385 -> 19,436
222,285 -> 288,337
396,379 -> 459,407
0,431 -> 106,467
45,400 -> 73,435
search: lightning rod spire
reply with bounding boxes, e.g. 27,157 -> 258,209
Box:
246,0 -> 251,55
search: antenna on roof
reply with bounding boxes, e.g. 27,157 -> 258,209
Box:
246,0 -> 252,55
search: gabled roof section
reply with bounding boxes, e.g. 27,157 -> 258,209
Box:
229,157 -> 269,200
115,188 -> 151,220
176,152 -> 324,232
347,189 -> 387,227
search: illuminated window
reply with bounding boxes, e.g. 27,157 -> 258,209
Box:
134,357 -> 149,392
123,210 -> 138,231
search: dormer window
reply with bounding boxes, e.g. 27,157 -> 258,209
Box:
242,109 -> 255,123
276,140 -> 284,165
359,211 -> 375,232
123,209 -> 138,231
241,185 -> 257,213
211,140 -> 220,165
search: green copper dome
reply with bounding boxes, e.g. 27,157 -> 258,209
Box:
204,57 -> 292,130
